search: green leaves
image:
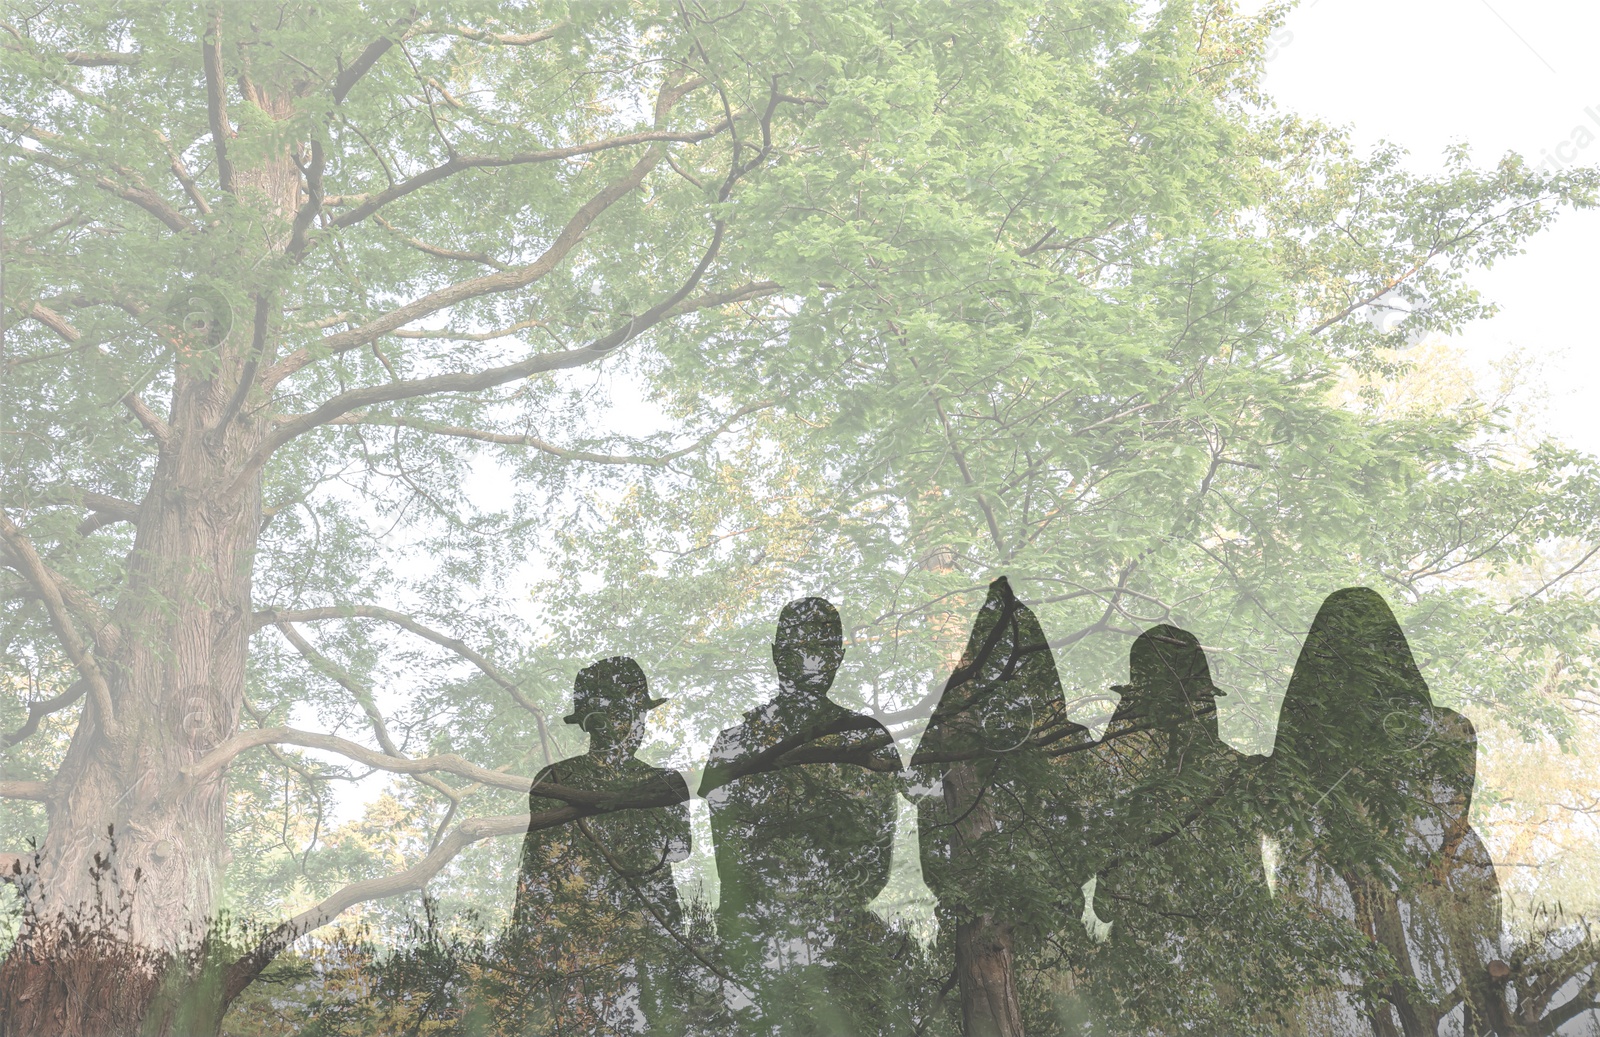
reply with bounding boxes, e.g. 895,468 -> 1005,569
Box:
4,1 -> 1600,1030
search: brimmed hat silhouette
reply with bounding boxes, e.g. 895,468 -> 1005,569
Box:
563,656 -> 667,727
1113,625 -> 1224,717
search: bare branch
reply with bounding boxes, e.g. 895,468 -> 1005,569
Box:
0,511 -> 117,737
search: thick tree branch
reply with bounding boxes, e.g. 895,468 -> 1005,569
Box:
326,121 -> 723,230
0,26 -> 142,67
0,511 -> 118,737
201,10 -> 234,194
390,318 -> 542,341
19,300 -> 80,344
213,292 -> 274,435
221,811 -> 534,1003
0,552 -> 114,639
411,21 -> 565,46
61,49 -> 139,66
19,301 -> 172,444
251,603 -> 556,768
252,604 -> 535,711
285,141 -> 325,260
332,17 -> 420,105
273,622 -> 464,802
372,214 -> 507,269
72,491 -> 138,535
218,713 -> 899,998
236,228 -> 759,503
0,780 -> 50,801
121,391 -> 173,446
327,399 -> 770,466
1,680 -> 87,749
181,725 -> 533,792
261,141 -> 672,392
332,39 -> 395,103
4,140 -> 193,232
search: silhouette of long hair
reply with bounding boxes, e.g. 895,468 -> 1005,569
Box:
1271,587 -> 1439,860
1269,588 -> 1504,1034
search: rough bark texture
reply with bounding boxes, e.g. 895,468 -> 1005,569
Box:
0,82 -> 293,1037
0,346 -> 269,1037
943,758 -> 1025,1037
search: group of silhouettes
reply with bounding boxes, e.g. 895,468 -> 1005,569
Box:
482,579 -> 1506,1037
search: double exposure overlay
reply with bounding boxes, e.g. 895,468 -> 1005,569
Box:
3,2 -> 1600,1035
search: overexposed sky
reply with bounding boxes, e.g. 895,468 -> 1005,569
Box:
1253,0 -> 1600,452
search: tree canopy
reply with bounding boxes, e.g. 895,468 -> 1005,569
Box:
3,1 -> 1600,1034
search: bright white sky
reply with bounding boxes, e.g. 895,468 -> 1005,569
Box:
1251,0 -> 1600,453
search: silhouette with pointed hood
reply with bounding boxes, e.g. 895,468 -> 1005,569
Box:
1268,588 -> 1504,1036
909,576 -> 1093,1037
495,656 -> 698,1036
698,597 -> 905,1034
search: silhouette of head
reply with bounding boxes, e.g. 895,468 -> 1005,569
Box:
772,597 -> 845,699
1114,625 -> 1225,732
1276,587 -> 1431,759
564,656 -> 665,755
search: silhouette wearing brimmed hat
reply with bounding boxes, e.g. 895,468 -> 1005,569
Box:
699,597 -> 906,1034
561,654 -> 669,730
1068,624 -> 1298,1026
494,657 -> 699,1036
1091,625 -> 1235,858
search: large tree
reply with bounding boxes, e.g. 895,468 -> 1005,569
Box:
3,1 -> 1600,1035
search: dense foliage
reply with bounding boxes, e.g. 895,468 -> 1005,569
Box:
3,0 -> 1600,1033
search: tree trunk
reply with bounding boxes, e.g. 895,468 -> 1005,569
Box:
0,392 -> 266,1037
944,759 -> 1025,1037
0,64 -> 294,1035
